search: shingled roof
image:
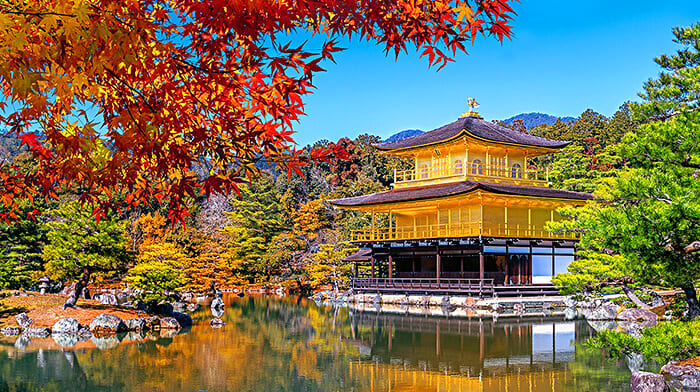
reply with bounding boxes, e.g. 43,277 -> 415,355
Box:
375,116 -> 570,151
328,181 -> 592,207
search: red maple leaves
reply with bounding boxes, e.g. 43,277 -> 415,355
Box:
0,0 -> 516,224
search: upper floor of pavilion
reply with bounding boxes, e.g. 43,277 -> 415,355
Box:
375,106 -> 570,189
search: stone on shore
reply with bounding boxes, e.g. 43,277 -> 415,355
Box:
1,327 -> 21,336
89,314 -> 127,334
52,318 -> 81,334
15,312 -> 32,329
98,293 -> 118,306
159,317 -> 181,330
661,363 -> 700,391
587,303 -> 621,321
618,308 -> 658,326
124,318 -> 147,331
630,371 -> 669,392
22,327 -> 51,338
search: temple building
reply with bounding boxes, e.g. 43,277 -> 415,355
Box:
329,102 -> 592,297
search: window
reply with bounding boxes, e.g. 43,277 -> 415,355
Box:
454,160 -> 463,175
420,164 -> 429,179
471,159 -> 483,175
511,163 -> 522,178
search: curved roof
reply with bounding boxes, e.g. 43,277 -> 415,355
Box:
375,116 -> 570,151
328,181 -> 592,207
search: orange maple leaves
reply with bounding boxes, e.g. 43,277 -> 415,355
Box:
0,0 -> 515,224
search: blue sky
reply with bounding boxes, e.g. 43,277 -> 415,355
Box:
292,1 -> 700,146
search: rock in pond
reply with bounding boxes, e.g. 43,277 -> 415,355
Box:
661,363 -> 700,391
22,327 -> 51,338
124,318 -> 147,331
15,312 -> 32,329
52,318 -> 81,334
159,317 -> 181,330
186,303 -> 201,312
89,314 -> 127,334
172,302 -> 186,312
210,318 -> 225,328
210,297 -> 224,310
172,312 -> 192,327
1,327 -> 21,336
116,292 -> 130,305
630,370 -> 669,392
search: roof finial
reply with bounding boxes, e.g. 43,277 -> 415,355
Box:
461,97 -> 482,119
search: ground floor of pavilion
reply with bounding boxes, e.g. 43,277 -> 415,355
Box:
347,237 -> 577,297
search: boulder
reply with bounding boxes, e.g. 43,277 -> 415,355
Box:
661,363 -> 700,392
98,293 -> 118,306
22,327 -> 51,338
89,314 -> 127,334
186,303 -> 201,312
180,292 -> 194,302
587,304 -> 621,321
172,312 -> 192,327
124,318 -> 147,331
159,317 -> 181,330
116,292 -> 130,305
154,302 -> 174,316
52,318 -> 81,334
172,302 -> 186,312
211,306 -> 224,318
1,327 -> 21,336
564,296 -> 577,308
210,297 -> 224,310
618,308 -> 658,327
15,312 -> 32,329
630,371 -> 669,392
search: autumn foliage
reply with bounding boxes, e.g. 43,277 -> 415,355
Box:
0,0 -> 515,223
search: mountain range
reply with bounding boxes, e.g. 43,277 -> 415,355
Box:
383,112 -> 575,142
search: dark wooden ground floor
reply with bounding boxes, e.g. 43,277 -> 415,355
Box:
348,237 -> 577,297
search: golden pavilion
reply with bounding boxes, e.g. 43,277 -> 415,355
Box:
329,102 -> 592,297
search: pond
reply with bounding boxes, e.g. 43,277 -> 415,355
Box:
0,295 -> 632,391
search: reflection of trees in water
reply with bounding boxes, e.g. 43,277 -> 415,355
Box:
0,350 -> 91,391
0,297 -> 632,392
67,295 -> 363,392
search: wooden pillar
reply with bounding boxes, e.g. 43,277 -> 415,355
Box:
436,251 -> 441,284
524,154 -> 529,179
505,245 -> 509,286
371,211 -> 375,240
504,204 -> 508,236
388,254 -> 393,281
479,250 -> 485,295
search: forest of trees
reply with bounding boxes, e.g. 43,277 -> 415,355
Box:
0,105 -> 638,295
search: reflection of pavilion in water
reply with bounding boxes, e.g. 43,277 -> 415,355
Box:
347,312 -> 595,384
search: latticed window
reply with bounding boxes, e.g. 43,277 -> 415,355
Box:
454,160 -> 463,175
471,159 -> 483,175
420,164 -> 429,179
511,163 -> 522,178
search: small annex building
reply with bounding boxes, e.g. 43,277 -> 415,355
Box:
329,104 -> 592,297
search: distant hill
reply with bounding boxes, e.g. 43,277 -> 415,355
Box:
502,112 -> 575,129
384,129 -> 423,143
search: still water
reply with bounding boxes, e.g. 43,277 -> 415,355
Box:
0,295 -> 631,391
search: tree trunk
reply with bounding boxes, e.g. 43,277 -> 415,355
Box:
63,268 -> 90,309
682,285 -> 700,321
621,284 -> 651,309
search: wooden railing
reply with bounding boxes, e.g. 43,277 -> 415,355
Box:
394,163 -> 549,188
351,223 -> 578,242
352,277 -> 495,297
